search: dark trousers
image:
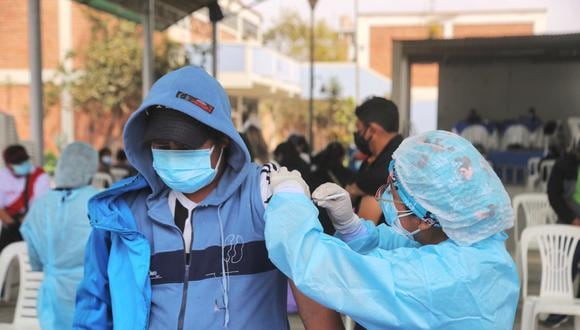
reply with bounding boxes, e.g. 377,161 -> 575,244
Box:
0,223 -> 23,253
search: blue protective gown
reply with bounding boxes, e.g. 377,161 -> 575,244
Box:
20,185 -> 98,330
265,193 -> 520,330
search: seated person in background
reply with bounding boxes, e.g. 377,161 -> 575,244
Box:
466,108 -> 482,125
288,134 -> 312,166
347,97 -> 403,224
273,141 -> 312,187
20,142 -> 99,330
0,144 -> 50,252
241,122 -> 270,165
264,130 -> 519,329
310,142 -> 354,189
92,147 -> 114,189
544,138 -> 580,327
111,149 -> 137,180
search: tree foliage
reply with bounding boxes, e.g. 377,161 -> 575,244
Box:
261,77 -> 355,151
263,10 -> 348,62
50,11 -> 186,145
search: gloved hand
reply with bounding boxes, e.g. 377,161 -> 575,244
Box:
312,183 -> 360,234
270,167 -> 310,197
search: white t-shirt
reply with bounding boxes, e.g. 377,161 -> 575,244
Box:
0,167 -> 51,209
168,164 -> 275,253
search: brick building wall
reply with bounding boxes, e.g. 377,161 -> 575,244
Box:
369,25 -> 439,87
0,1 -> 176,153
368,21 -> 535,87
453,23 -> 534,38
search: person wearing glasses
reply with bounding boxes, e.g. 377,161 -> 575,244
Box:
265,130 -> 519,329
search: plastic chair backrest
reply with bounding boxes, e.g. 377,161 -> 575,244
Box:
91,172 -> 113,190
567,117 -> 580,147
502,124 -> 530,150
0,241 -> 20,301
513,193 -> 557,245
527,157 -> 541,177
520,225 -> 580,299
460,125 -> 489,149
539,160 -> 556,192
12,242 -> 43,327
526,157 -> 541,190
110,167 -> 129,182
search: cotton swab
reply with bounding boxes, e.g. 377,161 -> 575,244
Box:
313,192 -> 347,201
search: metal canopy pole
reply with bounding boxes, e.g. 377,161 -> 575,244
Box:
308,0 -> 318,149
354,0 -> 360,104
28,0 -> 44,165
142,0 -> 155,97
208,2 -> 224,78
211,21 -> 218,77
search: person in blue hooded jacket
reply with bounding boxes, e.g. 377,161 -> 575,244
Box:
73,66 -> 342,329
20,142 -> 99,330
265,130 -> 520,329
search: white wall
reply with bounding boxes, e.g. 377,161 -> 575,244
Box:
438,61 -> 580,130
546,0 -> 580,33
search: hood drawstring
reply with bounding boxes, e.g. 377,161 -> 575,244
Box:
217,205 -> 230,328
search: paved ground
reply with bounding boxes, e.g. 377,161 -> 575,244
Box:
0,185 -> 576,329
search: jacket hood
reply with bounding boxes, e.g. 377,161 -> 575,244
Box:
123,66 -> 251,204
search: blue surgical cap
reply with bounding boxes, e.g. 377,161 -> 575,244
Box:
392,130 -> 514,246
55,142 -> 98,189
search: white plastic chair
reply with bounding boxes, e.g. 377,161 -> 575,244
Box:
539,160 -> 556,193
91,172 -> 113,190
520,225 -> 580,330
501,124 -> 530,150
513,193 -> 557,275
0,240 -> 22,302
460,124 -> 490,150
0,242 -> 42,329
110,167 -> 129,182
526,157 -> 541,191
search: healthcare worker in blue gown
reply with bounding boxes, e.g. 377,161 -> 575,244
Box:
20,142 -> 99,330
265,130 -> 520,330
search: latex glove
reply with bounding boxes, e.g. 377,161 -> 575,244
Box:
312,183 -> 360,234
270,167 -> 310,197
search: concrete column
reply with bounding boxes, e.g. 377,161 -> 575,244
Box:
391,41 -> 411,137
142,0 -> 155,97
28,0 -> 44,165
59,0 -> 74,145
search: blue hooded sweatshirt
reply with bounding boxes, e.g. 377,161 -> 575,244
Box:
73,66 -> 288,329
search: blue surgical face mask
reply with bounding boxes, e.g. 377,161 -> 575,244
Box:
101,156 -> 112,166
379,187 -> 421,240
12,160 -> 33,177
152,145 -> 223,194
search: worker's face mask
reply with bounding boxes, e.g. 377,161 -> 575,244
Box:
11,160 -> 33,177
376,182 -> 420,240
152,145 -> 223,194
101,155 -> 112,166
353,126 -> 372,156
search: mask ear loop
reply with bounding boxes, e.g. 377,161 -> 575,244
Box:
211,145 -> 224,171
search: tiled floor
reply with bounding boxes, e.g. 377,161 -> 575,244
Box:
0,185 -> 575,329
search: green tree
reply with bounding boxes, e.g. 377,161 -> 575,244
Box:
315,77 -> 356,147
52,11 -> 185,145
263,10 -> 348,62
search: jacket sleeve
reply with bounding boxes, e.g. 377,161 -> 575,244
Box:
264,193 -> 437,329
19,203 -> 43,271
337,220 -> 420,255
547,159 -> 576,224
73,228 -> 113,329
